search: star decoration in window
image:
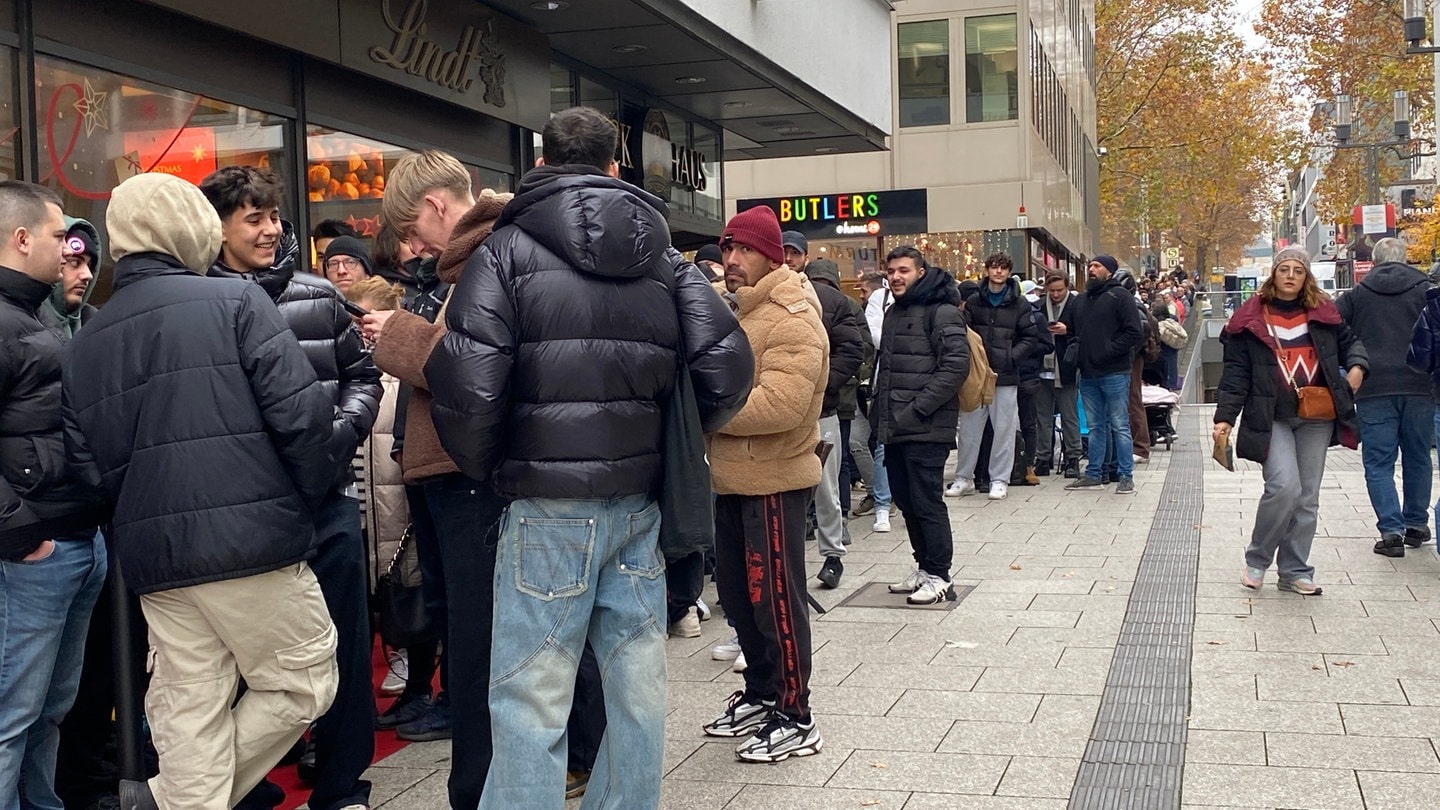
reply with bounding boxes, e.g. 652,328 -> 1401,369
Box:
192,144 -> 207,163
74,78 -> 109,138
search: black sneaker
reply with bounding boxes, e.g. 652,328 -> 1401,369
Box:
1115,477 -> 1136,495
1063,465 -> 1079,479
376,692 -> 432,730
851,494 -> 875,517
734,713 -> 823,763
1066,476 -> 1103,490
1034,464 -> 1052,476
816,557 -> 843,589
1404,526 -> 1432,548
703,691 -> 775,738
1374,534 -> 1406,558
396,695 -> 452,741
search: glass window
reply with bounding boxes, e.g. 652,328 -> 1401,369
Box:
578,77 -> 615,117
966,15 -> 1019,123
692,124 -> 721,221
550,64 -> 574,113
0,48 -> 15,182
36,54 -> 290,303
898,21 -> 949,127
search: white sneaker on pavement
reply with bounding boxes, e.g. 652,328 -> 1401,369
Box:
668,606 -> 701,638
945,479 -> 975,497
888,567 -> 926,594
379,649 -> 408,697
696,597 -> 711,621
711,635 -> 742,661
873,508 -> 891,532
988,481 -> 1008,500
907,573 -> 955,605
733,652 -> 748,672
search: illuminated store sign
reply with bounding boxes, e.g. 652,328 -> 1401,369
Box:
737,189 -> 927,239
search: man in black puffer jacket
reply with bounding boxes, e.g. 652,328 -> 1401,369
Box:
64,173 -> 338,809
426,107 -> 752,808
201,166 -> 381,810
872,245 -> 969,605
954,252 -> 1041,501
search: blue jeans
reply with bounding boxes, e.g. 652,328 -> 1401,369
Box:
0,531 -> 106,810
1357,396 -> 1433,537
1080,372 -> 1134,480
480,494 -> 666,810
871,444 -> 893,509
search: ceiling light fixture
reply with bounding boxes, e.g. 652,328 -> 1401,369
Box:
530,1 -> 569,10
723,101 -> 752,109
815,146 -> 841,153
674,76 -> 708,84
611,44 -> 648,54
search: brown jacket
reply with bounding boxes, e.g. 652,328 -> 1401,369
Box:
370,190 -> 511,484
709,267 -> 828,496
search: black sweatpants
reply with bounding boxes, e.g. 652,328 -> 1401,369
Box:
665,550 -> 706,625
884,442 -> 954,579
714,489 -> 813,722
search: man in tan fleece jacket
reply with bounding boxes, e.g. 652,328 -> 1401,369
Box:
703,205 -> 829,763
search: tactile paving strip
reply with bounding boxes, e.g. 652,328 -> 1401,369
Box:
1068,407 -> 1205,810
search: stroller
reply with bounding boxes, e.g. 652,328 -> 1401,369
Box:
1142,376 -> 1180,450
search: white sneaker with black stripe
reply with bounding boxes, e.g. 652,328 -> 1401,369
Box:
702,690 -> 774,738
888,567 -> 926,594
907,572 -> 955,605
734,714 -> 823,763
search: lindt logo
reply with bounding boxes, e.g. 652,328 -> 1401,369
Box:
369,0 -> 507,107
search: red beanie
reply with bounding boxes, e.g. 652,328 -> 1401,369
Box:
721,206 -> 784,264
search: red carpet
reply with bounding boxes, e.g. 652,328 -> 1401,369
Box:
269,640 -> 415,810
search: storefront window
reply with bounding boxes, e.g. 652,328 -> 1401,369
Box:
550,64 -> 574,113
966,15 -> 1019,123
884,231 -> 986,278
693,124 -> 721,221
578,77 -> 615,117
36,54 -> 290,301
898,20 -> 950,127
0,48 -> 16,182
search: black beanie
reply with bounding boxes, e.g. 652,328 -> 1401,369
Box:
323,235 -> 374,275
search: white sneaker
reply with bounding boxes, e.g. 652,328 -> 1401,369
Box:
696,597 -> 712,621
873,508 -> 892,533
711,635 -> 742,661
888,567 -> 926,593
1133,454 -> 1149,465
945,479 -> 975,497
988,481 -> 1008,500
733,652 -> 748,672
907,573 -> 955,605
379,649 -> 408,696
668,606 -> 701,638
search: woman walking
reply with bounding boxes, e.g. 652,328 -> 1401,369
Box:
1213,246 -> 1367,595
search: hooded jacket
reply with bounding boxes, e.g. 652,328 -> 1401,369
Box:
872,267 -> 970,445
38,217 -> 99,337
209,221 -> 381,489
0,264 -> 109,560
1337,261 -> 1431,399
803,259 -> 864,416
964,278 -> 1042,386
425,165 -> 752,499
1216,295 -> 1367,463
1072,276 -> 1144,377
62,173 -> 334,592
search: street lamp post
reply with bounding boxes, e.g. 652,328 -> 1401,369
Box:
1332,91 -> 1437,205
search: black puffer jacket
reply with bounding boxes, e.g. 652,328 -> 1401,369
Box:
804,261 -> 864,416
0,266 -> 108,560
63,255 -> 335,593
209,222 -> 381,489
1016,298 -> 1054,382
426,164 -> 753,499
1073,277 -> 1144,377
964,279 -> 1042,386
872,267 -> 970,445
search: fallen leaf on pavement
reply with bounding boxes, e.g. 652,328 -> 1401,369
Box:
870,761 -> 888,769
1205,640 -> 1226,645
945,640 -> 980,649
1009,564 -> 1022,570
1333,660 -> 1356,668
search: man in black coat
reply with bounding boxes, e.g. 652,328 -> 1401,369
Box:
1067,255 -> 1144,494
873,246 -> 969,605
63,173 -> 338,810
796,252 -> 864,588
425,106 -> 752,806
952,252 -> 1041,501
201,166 -> 381,810
0,182 -> 109,810
1037,271 -> 1083,477
1337,236 -> 1434,556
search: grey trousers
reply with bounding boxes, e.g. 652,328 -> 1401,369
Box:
1246,419 -> 1332,581
1035,380 -> 1083,469
956,385 -> 1019,484
816,414 -> 848,557
848,410 -> 876,486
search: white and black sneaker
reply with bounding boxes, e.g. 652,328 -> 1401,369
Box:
907,573 -> 955,605
702,690 -> 775,738
888,567 -> 926,594
734,713 -> 823,763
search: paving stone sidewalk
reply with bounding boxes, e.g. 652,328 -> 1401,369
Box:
363,404 -> 1440,809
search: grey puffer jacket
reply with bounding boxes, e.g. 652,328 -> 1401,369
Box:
426,164 -> 753,500
209,222 -> 381,488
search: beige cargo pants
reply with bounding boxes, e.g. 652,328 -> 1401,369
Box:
140,562 -> 338,810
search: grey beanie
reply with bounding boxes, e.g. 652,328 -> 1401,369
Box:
1272,246 -> 1311,272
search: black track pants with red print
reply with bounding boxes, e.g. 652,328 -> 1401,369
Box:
714,489 -> 814,722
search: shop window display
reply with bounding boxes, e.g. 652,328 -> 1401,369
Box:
0,48 -> 17,182
35,55 -> 290,302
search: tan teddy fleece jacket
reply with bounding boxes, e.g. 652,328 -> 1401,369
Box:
709,266 -> 829,496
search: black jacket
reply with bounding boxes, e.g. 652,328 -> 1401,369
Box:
1016,298 -> 1055,383
805,267 -> 864,417
964,279 -> 1042,386
872,268 -> 970,444
0,266 -> 108,559
1041,291 -> 1081,386
63,255 -> 334,593
1216,295 -> 1367,463
426,165 -> 753,499
1073,278 -> 1144,377
1337,261 -> 1431,399
209,223 -> 381,488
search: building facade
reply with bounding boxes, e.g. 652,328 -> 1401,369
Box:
725,0 -> 1097,283
0,0 -> 891,299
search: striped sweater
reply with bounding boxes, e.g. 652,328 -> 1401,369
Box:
1264,302 -> 1319,388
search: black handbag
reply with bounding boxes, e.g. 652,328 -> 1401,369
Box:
658,276 -> 716,562
376,525 -> 438,649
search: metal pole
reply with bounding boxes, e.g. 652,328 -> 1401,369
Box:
110,555 -> 146,786
1367,146 -> 1381,205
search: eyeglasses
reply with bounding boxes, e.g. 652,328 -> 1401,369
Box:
324,257 -> 363,272
1273,264 -> 1307,277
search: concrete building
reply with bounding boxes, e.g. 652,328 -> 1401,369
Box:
725,0 -> 1098,282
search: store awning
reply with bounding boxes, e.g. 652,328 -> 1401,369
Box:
481,0 -> 891,160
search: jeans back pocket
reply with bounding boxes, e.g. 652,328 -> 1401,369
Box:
618,502 -> 664,578
515,517 -> 596,600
